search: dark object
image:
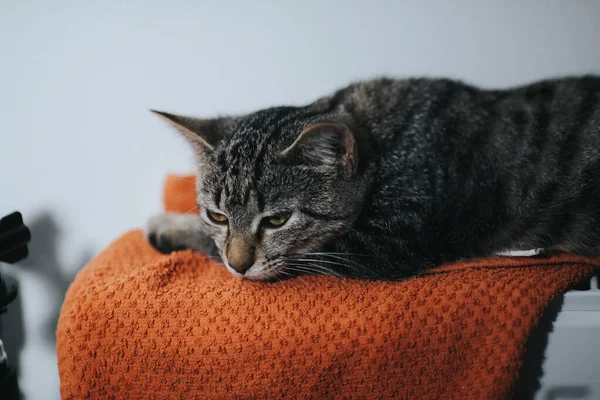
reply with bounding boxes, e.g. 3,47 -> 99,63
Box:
0,212 -> 31,265
0,351 -> 19,400
0,212 -> 30,400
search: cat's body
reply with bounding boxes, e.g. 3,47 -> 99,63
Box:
147,76 -> 600,280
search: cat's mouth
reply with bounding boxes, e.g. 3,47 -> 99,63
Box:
222,242 -> 331,281
236,258 -> 317,282
221,257 -> 287,281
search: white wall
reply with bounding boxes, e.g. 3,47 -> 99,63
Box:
1,0 -> 599,398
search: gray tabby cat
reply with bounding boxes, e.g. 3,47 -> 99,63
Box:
146,76 -> 600,280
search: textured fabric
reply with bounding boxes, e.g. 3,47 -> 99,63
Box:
57,175 -> 599,399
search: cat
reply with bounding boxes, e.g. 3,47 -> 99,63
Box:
146,76 -> 600,280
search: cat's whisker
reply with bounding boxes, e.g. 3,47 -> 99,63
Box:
339,222 -> 365,237
285,257 -> 360,272
270,271 -> 285,283
290,258 -> 345,268
172,177 -> 196,185
297,252 -> 371,268
305,264 -> 344,278
290,256 -> 380,278
284,266 -> 325,277
276,270 -> 294,280
295,252 -> 378,272
301,252 -> 372,257
182,206 -> 199,216
284,262 -> 343,278
280,265 -> 310,276
274,267 -> 314,288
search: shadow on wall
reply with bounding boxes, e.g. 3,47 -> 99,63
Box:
0,211 -> 92,399
18,212 -> 93,346
0,211 -> 93,374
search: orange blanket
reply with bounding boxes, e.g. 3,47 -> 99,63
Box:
57,175 -> 599,399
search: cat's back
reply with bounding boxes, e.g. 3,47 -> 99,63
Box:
341,75 -> 600,119
335,75 -> 600,160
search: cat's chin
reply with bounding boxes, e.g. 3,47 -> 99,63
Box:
243,268 -> 282,282
223,265 -> 245,279
223,264 -> 281,281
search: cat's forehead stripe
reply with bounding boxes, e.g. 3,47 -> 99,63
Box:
212,109 -> 294,212
213,188 -> 221,209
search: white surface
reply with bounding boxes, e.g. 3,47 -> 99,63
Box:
536,278 -> 600,400
1,1 -> 600,399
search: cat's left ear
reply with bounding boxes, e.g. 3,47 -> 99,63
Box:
150,110 -> 224,157
280,122 -> 358,178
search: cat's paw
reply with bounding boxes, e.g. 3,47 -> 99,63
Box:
145,213 -> 197,254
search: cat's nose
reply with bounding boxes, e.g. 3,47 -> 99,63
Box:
226,237 -> 255,274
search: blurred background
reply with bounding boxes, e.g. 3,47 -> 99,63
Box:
1,0 -> 600,398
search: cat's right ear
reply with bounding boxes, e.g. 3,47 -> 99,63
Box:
279,122 -> 358,179
150,110 -> 223,156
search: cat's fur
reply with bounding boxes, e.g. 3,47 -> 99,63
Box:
147,76 -> 600,280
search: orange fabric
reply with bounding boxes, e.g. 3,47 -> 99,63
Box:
57,175 -> 600,399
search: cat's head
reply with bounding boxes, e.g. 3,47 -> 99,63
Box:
152,106 -> 370,280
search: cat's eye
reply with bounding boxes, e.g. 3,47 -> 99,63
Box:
262,213 -> 291,229
207,210 -> 228,224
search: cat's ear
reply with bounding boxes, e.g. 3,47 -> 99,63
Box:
280,122 -> 358,177
150,110 -> 223,154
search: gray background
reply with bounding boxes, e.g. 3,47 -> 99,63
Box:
1,0 -> 600,398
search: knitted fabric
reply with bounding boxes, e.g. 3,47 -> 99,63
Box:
56,175 -> 599,399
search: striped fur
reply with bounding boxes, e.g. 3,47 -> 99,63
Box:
149,76 -> 600,280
